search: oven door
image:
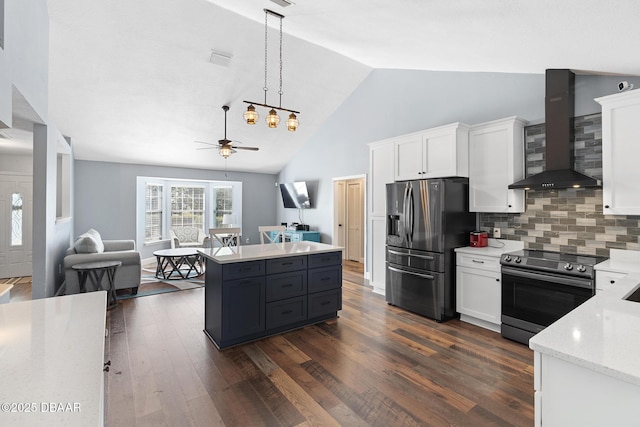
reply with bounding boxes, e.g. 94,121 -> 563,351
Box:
501,266 -> 594,343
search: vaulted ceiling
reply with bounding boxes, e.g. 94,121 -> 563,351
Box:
8,0 -> 640,173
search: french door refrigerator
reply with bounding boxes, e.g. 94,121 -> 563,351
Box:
385,178 -> 475,321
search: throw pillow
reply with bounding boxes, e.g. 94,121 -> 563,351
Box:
74,234 -> 99,253
86,228 -> 105,253
73,229 -> 105,254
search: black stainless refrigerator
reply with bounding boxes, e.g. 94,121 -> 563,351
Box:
385,178 -> 475,321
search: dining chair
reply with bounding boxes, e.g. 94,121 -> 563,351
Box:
209,227 -> 241,247
259,225 -> 286,244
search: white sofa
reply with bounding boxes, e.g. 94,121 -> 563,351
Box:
63,229 -> 141,295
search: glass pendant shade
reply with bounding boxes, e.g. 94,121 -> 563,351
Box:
219,145 -> 232,159
243,104 -> 259,125
286,113 -> 299,132
266,109 -> 280,128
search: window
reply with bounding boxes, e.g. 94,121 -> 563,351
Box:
171,186 -> 205,228
145,184 -> 163,242
138,178 -> 242,246
11,192 -> 23,246
213,186 -> 233,227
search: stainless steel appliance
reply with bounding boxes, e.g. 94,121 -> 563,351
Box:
385,178 -> 475,321
500,249 -> 607,344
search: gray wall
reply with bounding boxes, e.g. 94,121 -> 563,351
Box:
276,69 -> 640,275
0,153 -> 33,173
73,160 -> 278,259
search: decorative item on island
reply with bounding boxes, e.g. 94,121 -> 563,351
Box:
198,241 -> 342,349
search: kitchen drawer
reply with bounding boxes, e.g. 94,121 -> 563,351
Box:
456,252 -> 500,272
266,296 -> 307,330
308,289 -> 341,319
265,271 -> 307,302
222,260 -> 265,280
308,252 -> 341,269
266,255 -> 307,275
308,266 -> 342,293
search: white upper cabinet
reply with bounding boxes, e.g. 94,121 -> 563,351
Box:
394,122 -> 470,181
468,116 -> 527,213
369,140 -> 395,217
596,90 -> 640,215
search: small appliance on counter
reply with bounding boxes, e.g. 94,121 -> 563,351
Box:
288,223 -> 309,231
470,231 -> 488,247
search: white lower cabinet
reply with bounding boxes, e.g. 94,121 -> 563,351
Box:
455,252 -> 502,332
535,352 -> 640,427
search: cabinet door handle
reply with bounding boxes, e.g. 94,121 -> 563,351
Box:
472,259 -> 485,264
610,280 -> 615,284
282,283 -> 293,288
281,262 -> 293,266
605,205 -> 610,209
320,277 -> 331,281
282,310 -> 293,315
496,278 -> 500,282
320,301 -> 331,306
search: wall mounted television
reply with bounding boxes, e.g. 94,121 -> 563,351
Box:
279,181 -> 311,209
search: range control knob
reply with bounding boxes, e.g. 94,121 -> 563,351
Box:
577,264 -> 587,273
504,255 -> 512,262
564,263 -> 574,271
514,256 -> 522,263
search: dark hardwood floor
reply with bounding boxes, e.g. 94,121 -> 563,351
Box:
104,261 -> 534,427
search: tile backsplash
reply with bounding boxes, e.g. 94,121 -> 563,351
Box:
479,113 -> 640,257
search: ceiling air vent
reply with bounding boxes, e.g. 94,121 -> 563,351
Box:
270,0 -> 294,7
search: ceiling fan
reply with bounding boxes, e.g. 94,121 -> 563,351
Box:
195,105 -> 259,159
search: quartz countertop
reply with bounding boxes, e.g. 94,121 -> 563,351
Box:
594,248 -> 640,273
199,241 -> 343,264
529,272 -> 640,386
0,292 -> 107,426
454,239 -> 524,257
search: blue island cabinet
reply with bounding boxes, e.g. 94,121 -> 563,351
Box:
204,248 -> 342,349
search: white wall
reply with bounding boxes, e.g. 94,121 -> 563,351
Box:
5,0 -> 49,120
0,153 -> 33,173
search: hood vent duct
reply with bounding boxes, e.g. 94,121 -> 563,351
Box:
509,69 -> 601,190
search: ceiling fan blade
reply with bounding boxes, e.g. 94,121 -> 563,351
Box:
195,140 -> 217,147
234,146 -> 259,151
195,147 -> 216,150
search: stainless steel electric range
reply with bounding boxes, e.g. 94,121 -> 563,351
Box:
500,249 -> 607,345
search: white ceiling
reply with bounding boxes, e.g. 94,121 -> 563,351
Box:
8,0 -> 640,173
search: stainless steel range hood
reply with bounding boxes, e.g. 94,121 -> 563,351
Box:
509,69 -> 602,190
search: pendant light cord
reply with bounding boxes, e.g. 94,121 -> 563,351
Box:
263,11 -> 269,105
278,15 -> 283,109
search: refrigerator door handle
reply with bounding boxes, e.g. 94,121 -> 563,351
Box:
410,253 -> 434,260
407,184 -> 414,245
388,266 -> 434,280
388,249 -> 410,257
403,184 -> 410,244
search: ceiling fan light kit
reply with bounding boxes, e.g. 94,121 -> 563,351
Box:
243,9 -> 300,132
196,105 -> 259,159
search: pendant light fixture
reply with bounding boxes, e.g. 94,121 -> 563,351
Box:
243,9 -> 299,132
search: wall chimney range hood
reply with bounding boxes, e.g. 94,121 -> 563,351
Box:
509,69 -> 601,190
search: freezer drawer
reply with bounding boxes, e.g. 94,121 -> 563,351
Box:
386,246 -> 444,272
385,263 -> 445,321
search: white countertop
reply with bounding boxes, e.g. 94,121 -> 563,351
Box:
454,239 -> 524,257
529,272 -> 640,386
594,248 -> 640,273
199,241 -> 343,264
0,292 -> 106,426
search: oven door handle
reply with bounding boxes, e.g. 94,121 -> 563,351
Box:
388,266 -> 434,280
502,266 -> 593,289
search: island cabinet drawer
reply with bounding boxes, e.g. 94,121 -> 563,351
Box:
266,296 -> 307,330
456,253 -> 500,272
308,289 -> 342,318
308,252 -> 341,269
266,256 -> 307,275
265,271 -> 307,302
308,266 -> 342,293
223,260 -> 265,280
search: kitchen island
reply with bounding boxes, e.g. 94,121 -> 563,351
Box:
529,270 -> 640,426
199,241 -> 343,349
